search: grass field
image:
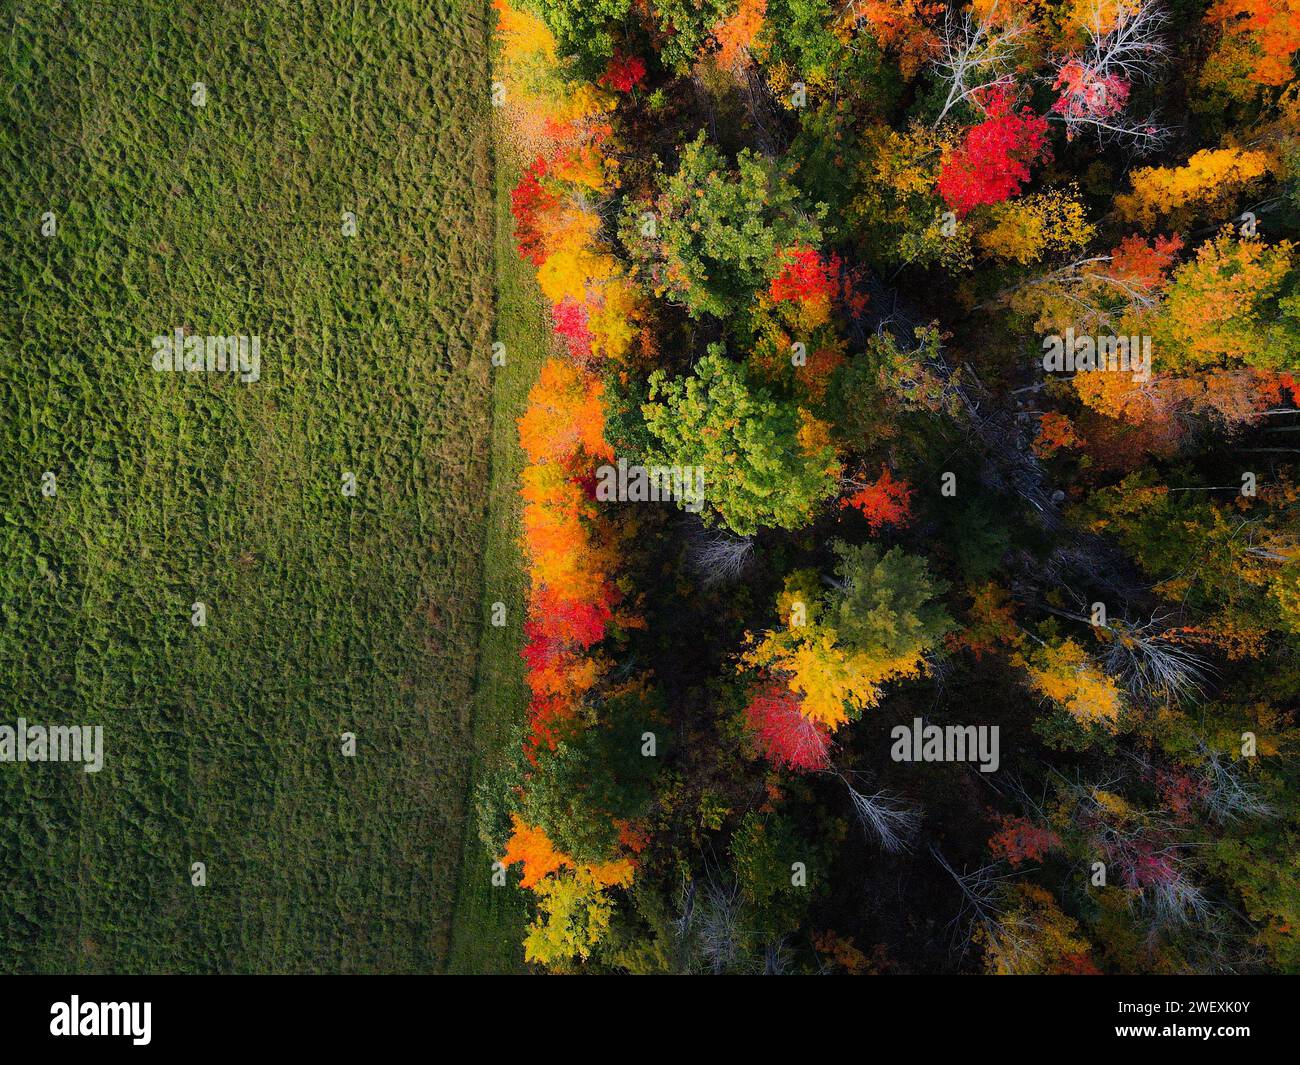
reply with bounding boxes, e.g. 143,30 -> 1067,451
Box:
446,130 -> 551,974
1,0 -> 515,972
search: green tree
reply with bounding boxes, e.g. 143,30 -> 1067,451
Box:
522,0 -> 631,71
522,686 -> 667,864
651,0 -> 733,73
642,350 -> 840,535
627,132 -> 824,319
828,540 -> 953,663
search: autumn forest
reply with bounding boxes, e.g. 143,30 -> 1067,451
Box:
487,0 -> 1300,975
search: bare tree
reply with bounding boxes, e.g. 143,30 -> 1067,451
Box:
842,774 -> 922,853
695,875 -> 745,974
1146,868 -> 1213,927
931,0 -> 1028,126
685,518 -> 755,588
1047,0 -> 1172,152
1099,618 -> 1213,705
931,847 -> 1036,966
1202,749 -> 1275,824
762,939 -> 792,976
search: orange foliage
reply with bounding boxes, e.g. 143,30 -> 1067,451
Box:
948,582 -> 1021,659
518,359 -> 612,464
502,815 -> 636,891
713,0 -> 767,72
849,0 -> 945,78
1207,0 -> 1300,86
1033,411 -> 1084,459
1099,233 -> 1183,293
841,467 -> 914,530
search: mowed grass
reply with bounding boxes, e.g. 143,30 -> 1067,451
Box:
446,130 -> 552,974
1,0 -> 500,972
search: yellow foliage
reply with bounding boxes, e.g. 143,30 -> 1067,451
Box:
586,277 -> 642,361
1018,637 -> 1123,730
523,868 -> 617,966
796,409 -> 842,478
1115,148 -> 1275,230
742,575 -> 928,730
976,189 -> 1095,265
978,884 -> 1096,975
537,235 -> 617,305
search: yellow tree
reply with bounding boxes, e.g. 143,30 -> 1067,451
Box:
1016,636 -> 1123,731
741,543 -> 951,730
1115,147 -> 1274,231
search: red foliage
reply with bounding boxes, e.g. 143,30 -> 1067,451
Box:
524,692 -> 584,760
768,246 -> 841,305
987,815 -> 1062,867
841,467 -> 913,531
745,682 -> 832,772
530,586 -> 614,649
1254,370 -> 1300,411
1158,769 -> 1209,824
1033,411 -> 1084,459
937,87 -> 1050,217
1123,840 -> 1178,888
1053,952 -> 1103,975
551,297 -> 595,360
511,157 -> 560,266
614,818 -> 650,854
839,265 -> 870,321
599,51 -> 647,93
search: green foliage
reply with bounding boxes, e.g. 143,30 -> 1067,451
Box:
651,0 -> 734,73
642,349 -> 840,535
939,498 -> 1013,583
730,810 -> 820,941
825,327 -> 961,454
626,132 -> 825,319
600,360 -> 654,459
762,0 -> 889,84
521,0 -> 631,72
828,541 -> 953,661
522,687 -> 667,864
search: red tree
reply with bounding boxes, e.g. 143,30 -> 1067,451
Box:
937,87 -> 1050,217
988,815 -> 1062,867
768,246 -> 841,305
745,682 -> 832,772
841,467 -> 913,531
511,157 -> 560,266
599,51 -> 647,93
551,297 -> 594,360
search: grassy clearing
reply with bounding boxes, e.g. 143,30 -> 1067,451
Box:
2,0 -> 495,972
446,129 -> 552,975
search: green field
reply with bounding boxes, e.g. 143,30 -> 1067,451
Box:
446,133 -> 549,974
0,0 -> 524,972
